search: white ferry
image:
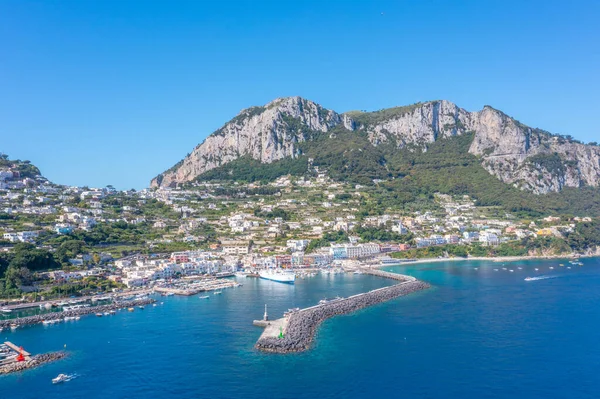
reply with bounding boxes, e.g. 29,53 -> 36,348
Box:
258,269 -> 296,284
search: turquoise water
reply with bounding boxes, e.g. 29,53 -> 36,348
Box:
2,258 -> 600,398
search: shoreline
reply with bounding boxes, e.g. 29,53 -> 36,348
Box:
379,253 -> 599,267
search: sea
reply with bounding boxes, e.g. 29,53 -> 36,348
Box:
1,257 -> 600,399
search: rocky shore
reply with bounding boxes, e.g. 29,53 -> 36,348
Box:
255,280 -> 430,353
0,351 -> 67,375
0,298 -> 155,329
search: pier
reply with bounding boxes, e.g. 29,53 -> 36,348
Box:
0,298 -> 155,330
0,341 -> 66,375
254,272 -> 429,353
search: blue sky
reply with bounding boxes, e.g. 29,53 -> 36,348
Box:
1,0 -> 598,189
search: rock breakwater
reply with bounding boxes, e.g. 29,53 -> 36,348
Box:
255,280 -> 430,353
0,298 -> 155,329
0,351 -> 67,375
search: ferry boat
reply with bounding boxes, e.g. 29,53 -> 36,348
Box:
258,269 -> 296,284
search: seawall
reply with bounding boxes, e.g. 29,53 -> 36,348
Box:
0,298 -> 155,329
255,277 -> 430,353
0,352 -> 67,375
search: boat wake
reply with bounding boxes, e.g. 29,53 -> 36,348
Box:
524,275 -> 561,282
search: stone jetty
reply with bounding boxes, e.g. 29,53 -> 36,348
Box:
255,273 -> 430,353
0,351 -> 67,375
0,298 -> 155,330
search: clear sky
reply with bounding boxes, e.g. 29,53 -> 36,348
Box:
1,0 -> 598,189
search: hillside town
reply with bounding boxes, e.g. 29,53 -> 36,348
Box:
1,155 -> 598,299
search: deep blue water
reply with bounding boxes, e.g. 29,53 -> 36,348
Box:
2,258 -> 600,399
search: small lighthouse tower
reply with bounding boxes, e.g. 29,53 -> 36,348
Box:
263,304 -> 268,321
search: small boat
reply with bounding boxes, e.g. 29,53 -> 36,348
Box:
567,266 -> 572,269
138,306 -> 144,309
103,312 -> 110,316
75,316 -> 80,321
109,310 -> 116,314
353,270 -> 363,274
517,267 -> 522,270
559,264 -> 564,267
534,268 -> 539,271
213,291 -> 222,295
52,374 -> 73,384
95,313 -> 103,317
493,269 -> 498,271
549,267 -> 554,270
128,308 -> 135,312
199,296 -> 210,299
10,323 -> 18,331
152,304 -> 157,307
0,308 -> 12,313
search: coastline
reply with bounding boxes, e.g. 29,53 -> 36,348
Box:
380,253 -> 600,267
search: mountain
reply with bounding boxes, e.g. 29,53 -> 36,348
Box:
151,97 -> 600,194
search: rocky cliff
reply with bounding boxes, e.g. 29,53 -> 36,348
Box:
151,97 -> 600,194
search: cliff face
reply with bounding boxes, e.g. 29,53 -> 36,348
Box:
151,97 -> 600,194
151,97 -> 346,188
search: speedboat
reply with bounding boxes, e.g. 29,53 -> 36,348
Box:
213,291 -> 222,295
199,296 -> 210,299
52,374 -> 72,384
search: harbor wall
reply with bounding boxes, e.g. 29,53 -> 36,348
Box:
0,298 -> 155,329
0,352 -> 67,375
255,279 -> 430,353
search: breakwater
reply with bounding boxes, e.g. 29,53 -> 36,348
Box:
0,298 -> 155,329
255,279 -> 430,353
0,351 -> 67,375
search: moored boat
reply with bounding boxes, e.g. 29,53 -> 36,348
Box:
258,268 -> 295,284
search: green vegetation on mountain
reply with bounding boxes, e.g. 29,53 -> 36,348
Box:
345,102 -> 427,126
196,127 -> 600,217
0,154 -> 41,178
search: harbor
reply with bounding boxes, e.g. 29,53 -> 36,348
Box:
154,277 -> 241,296
254,271 -> 430,353
0,297 -> 155,330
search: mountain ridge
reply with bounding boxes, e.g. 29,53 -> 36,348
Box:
151,97 -> 600,194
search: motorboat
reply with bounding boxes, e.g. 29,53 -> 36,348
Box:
199,296 -> 210,299
52,373 -> 74,384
